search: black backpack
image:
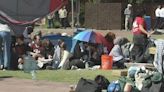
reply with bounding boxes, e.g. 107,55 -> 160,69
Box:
94,75 -> 110,90
75,78 -> 101,92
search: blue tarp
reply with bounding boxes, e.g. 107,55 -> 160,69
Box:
42,34 -> 73,52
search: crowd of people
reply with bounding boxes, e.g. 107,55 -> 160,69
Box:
0,23 -> 126,70
0,5 -> 159,71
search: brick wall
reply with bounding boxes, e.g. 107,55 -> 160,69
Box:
85,3 -> 122,30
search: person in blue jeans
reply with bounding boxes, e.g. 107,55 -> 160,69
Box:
0,23 -> 11,69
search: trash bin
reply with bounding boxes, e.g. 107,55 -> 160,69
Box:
144,16 -> 151,31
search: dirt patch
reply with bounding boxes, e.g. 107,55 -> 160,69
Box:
0,77 -> 70,92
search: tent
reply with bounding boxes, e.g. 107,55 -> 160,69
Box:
42,34 -> 73,52
0,0 -> 68,35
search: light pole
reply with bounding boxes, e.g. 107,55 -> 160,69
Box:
71,0 -> 74,28
76,0 -> 80,26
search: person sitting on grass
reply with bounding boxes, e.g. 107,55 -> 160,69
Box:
104,32 -> 116,54
18,51 -> 53,70
109,37 -> 129,69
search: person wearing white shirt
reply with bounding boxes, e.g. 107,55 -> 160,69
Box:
124,4 -> 133,31
109,37 -> 129,69
58,6 -> 67,29
154,5 -> 161,30
0,23 -> 11,69
160,5 -> 164,29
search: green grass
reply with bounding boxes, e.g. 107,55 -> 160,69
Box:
0,70 -> 120,83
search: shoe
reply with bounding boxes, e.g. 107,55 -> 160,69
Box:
2,69 -> 6,71
71,66 -> 78,70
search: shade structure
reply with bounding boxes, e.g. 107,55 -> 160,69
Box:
42,34 -> 73,52
0,0 -> 68,35
73,30 -> 109,46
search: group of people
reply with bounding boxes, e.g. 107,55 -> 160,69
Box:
0,5 -> 157,70
47,6 -> 68,29
124,4 -> 164,31
13,27 -> 70,70
154,5 -> 164,30
0,22 -> 130,70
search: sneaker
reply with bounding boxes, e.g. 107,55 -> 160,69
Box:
71,66 -> 78,70
2,69 -> 6,71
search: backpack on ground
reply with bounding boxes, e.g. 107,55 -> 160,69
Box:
119,76 -> 140,92
141,72 -> 164,92
75,78 -> 101,92
94,75 -> 110,90
107,81 -> 121,92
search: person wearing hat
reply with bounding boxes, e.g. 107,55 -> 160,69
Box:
124,4 -> 133,31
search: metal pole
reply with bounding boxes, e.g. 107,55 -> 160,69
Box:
71,0 -> 74,28
76,0 -> 80,26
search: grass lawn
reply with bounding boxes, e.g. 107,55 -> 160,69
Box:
0,70 -> 121,84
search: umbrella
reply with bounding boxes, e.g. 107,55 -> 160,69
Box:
73,30 -> 109,46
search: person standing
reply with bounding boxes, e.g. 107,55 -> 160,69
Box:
124,4 -> 133,31
58,6 -> 68,29
131,10 -> 154,63
47,13 -> 55,28
159,5 -> 164,29
0,23 -> 11,69
23,25 -> 34,44
154,5 -> 161,30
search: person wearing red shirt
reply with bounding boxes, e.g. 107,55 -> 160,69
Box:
131,10 -> 154,63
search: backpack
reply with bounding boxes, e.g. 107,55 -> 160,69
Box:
141,72 -> 164,92
119,76 -> 140,92
94,75 -> 110,90
107,81 -> 121,92
75,78 -> 101,92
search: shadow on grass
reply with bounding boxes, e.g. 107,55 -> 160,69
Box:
0,76 -> 13,81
